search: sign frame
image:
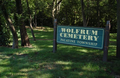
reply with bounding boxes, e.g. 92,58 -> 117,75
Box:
53,19 -> 110,62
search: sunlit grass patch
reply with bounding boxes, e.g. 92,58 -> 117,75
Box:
109,33 -> 117,42
82,63 -> 100,71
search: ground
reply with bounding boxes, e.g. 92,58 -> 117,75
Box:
0,26 -> 120,78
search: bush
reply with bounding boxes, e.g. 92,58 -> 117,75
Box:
0,16 -> 11,46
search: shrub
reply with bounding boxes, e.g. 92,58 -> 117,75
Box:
0,15 -> 10,46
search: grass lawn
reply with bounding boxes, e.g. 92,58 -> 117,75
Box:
0,26 -> 120,78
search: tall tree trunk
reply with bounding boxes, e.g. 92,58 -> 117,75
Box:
15,0 -> 30,46
33,10 -> 37,27
52,0 -> 62,20
117,0 -> 120,58
1,2 -> 18,48
52,0 -> 56,20
57,0 -> 61,14
81,0 -> 87,27
97,0 -> 100,27
26,0 -> 36,41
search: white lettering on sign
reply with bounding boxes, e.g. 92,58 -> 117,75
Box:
61,28 -> 98,35
77,41 -> 98,46
60,33 -> 99,41
60,28 -> 99,41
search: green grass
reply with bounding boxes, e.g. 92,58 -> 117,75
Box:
0,26 -> 120,78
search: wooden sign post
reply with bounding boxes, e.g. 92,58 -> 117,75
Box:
53,19 -> 57,53
103,21 -> 111,62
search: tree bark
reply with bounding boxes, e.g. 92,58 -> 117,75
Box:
1,1 -> 18,48
52,0 -> 62,20
33,10 -> 37,27
81,0 -> 87,27
26,0 -> 36,41
97,0 -> 100,27
117,0 -> 120,58
52,0 -> 56,20
15,0 -> 30,46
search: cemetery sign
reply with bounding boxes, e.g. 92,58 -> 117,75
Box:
57,26 -> 104,49
53,19 -> 110,62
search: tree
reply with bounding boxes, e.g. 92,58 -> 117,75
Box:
26,0 -> 36,41
15,0 -> 30,46
96,0 -> 100,27
52,0 -> 62,20
117,0 -> 120,58
0,0 -> 18,48
81,0 -> 87,27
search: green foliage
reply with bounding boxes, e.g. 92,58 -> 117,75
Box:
57,0 -> 117,32
1,0 -> 117,31
0,0 -> 118,47
0,15 -> 10,46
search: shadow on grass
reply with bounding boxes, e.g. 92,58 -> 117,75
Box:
0,28 -> 119,78
0,41 -> 119,78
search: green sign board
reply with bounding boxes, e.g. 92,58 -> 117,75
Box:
57,25 -> 105,49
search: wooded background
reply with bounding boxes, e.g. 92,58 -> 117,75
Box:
0,0 -> 120,57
